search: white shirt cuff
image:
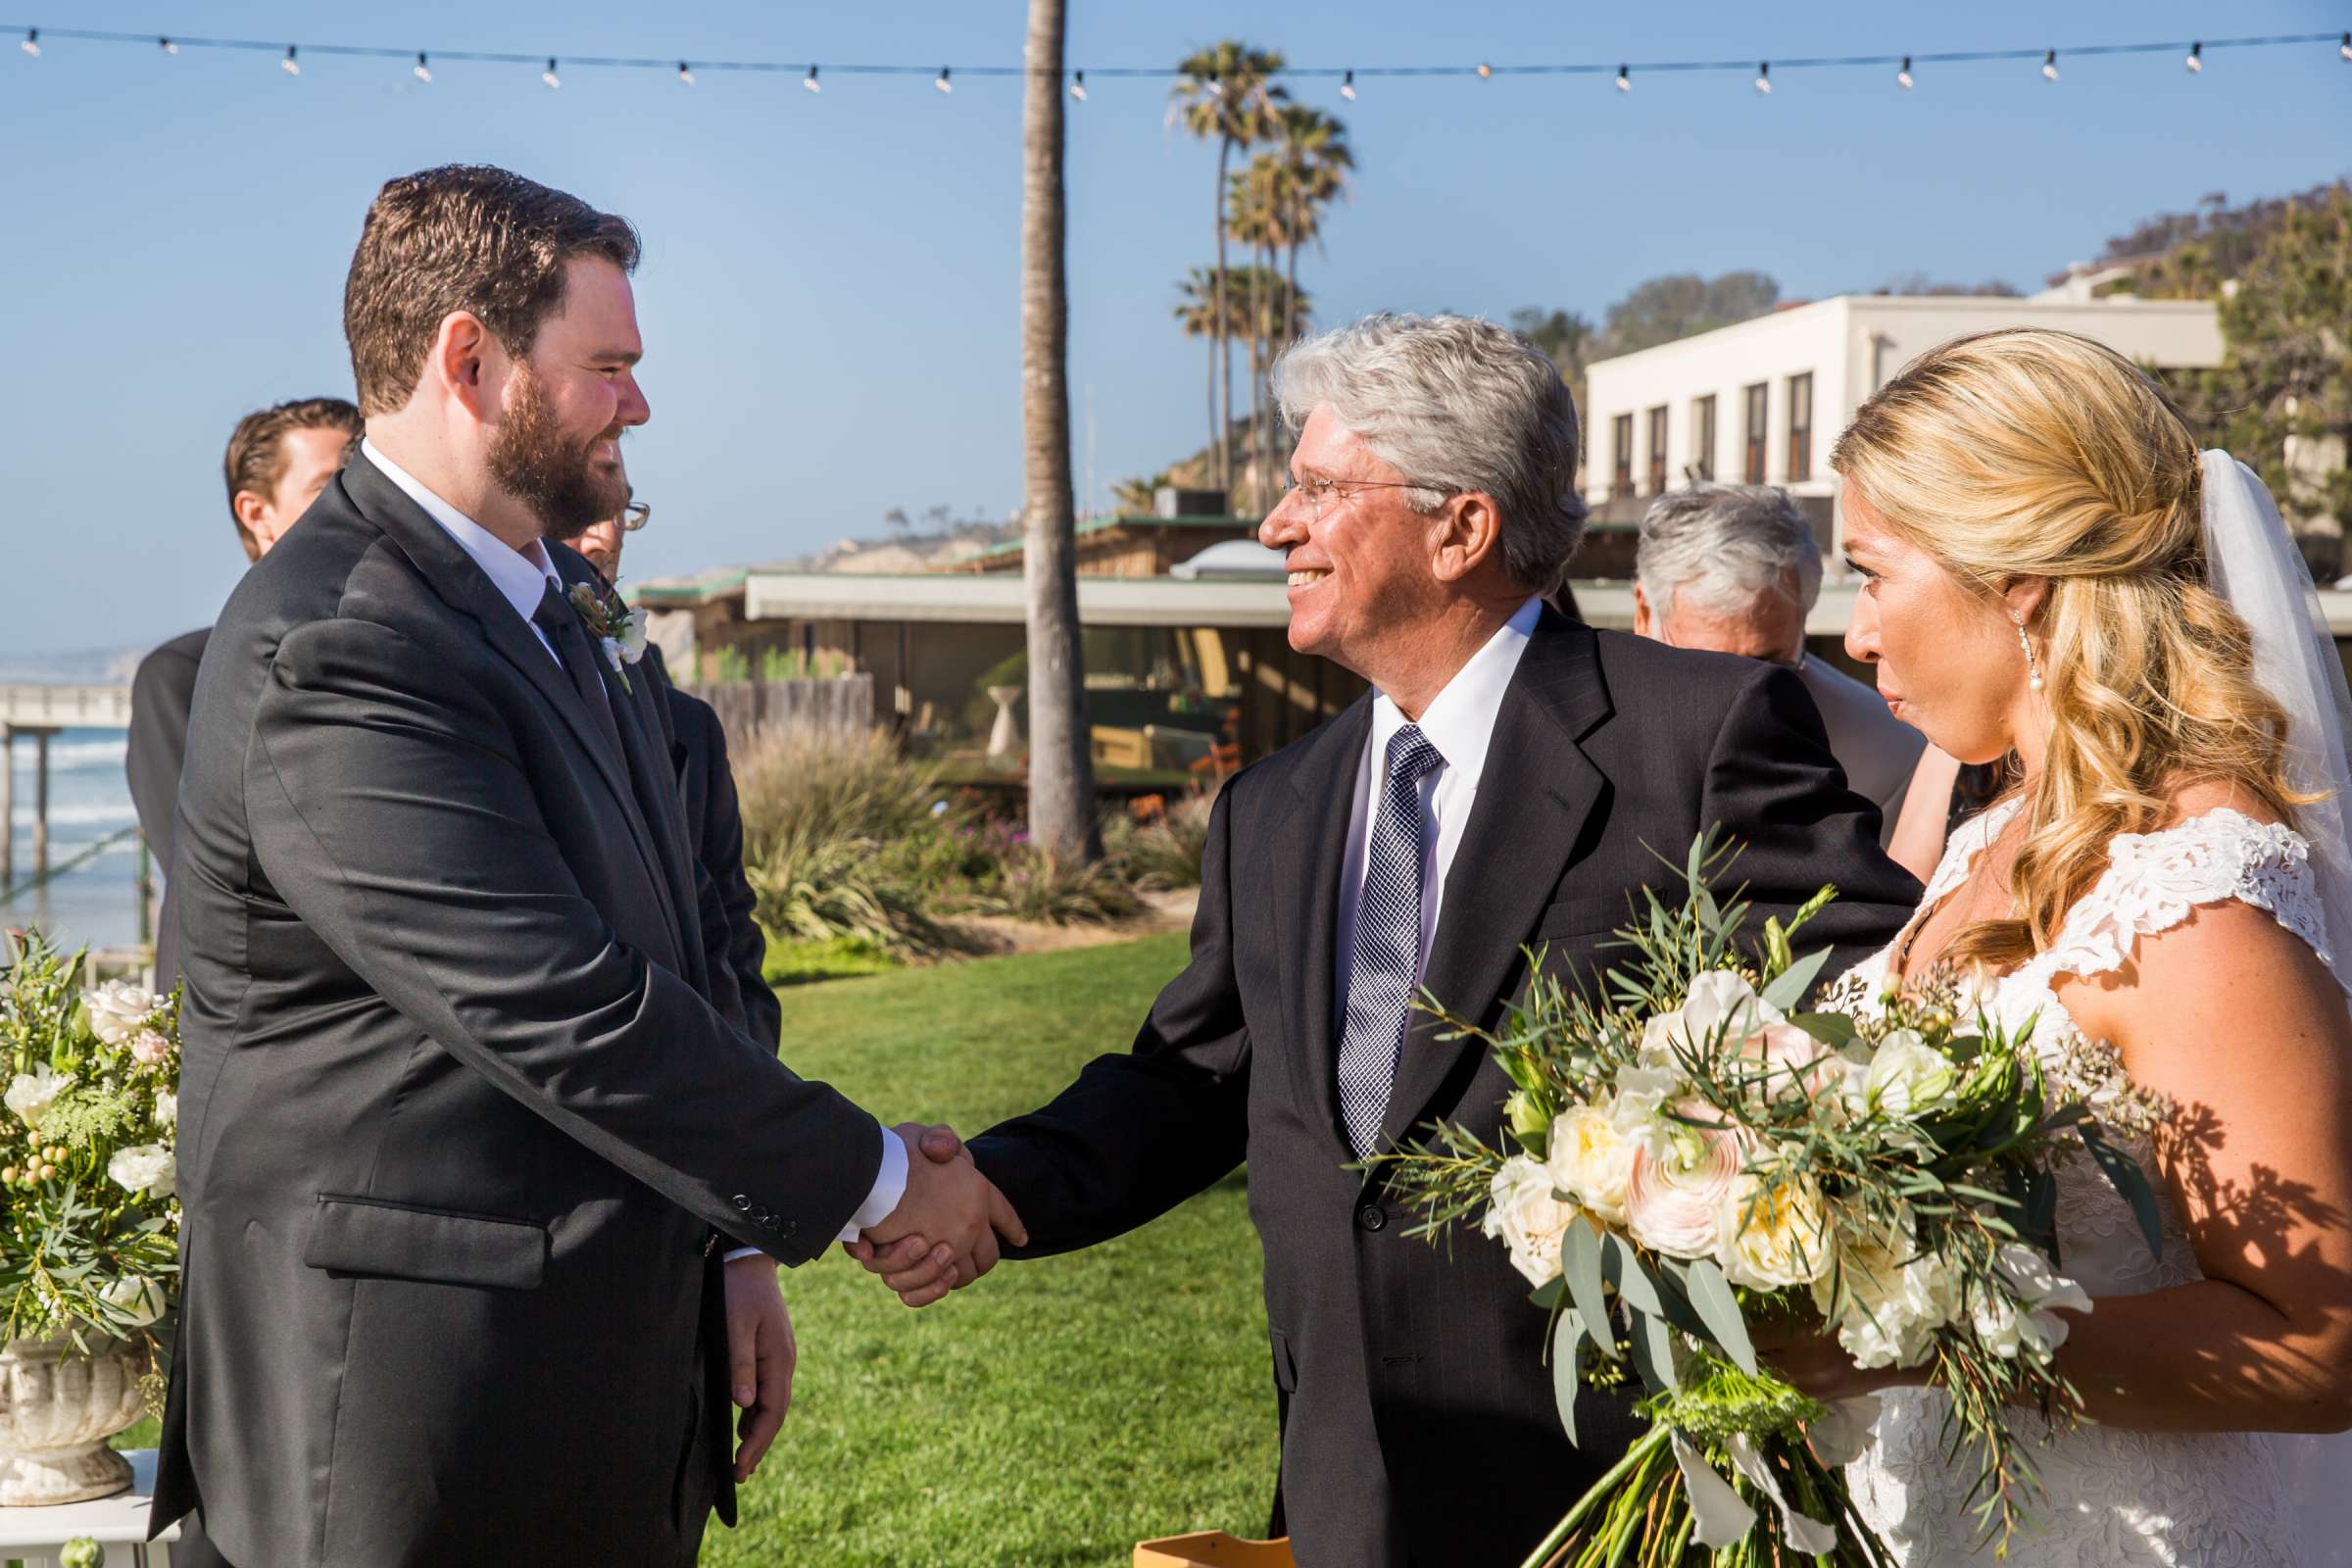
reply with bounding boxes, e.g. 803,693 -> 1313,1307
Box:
721,1246 -> 764,1263
838,1124 -> 907,1244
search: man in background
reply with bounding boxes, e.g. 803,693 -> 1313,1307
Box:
127,396 -> 362,978
1632,482 -> 1923,845
558,489 -> 781,1052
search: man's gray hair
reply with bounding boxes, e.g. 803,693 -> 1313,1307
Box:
1272,313 -> 1589,594
1636,483 -> 1823,619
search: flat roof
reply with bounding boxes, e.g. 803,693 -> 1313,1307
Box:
744,570 -> 1297,627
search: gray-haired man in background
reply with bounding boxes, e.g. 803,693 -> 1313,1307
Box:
1633,483 -> 1924,844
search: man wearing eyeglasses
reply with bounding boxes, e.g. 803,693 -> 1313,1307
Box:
854,314 -> 1921,1567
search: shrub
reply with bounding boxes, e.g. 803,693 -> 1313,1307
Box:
735,732 -> 956,958
1101,790 -> 1214,892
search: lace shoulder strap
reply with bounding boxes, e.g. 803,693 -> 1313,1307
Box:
2029,807 -> 2333,985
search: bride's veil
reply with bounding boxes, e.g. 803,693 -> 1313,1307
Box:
2198,450 -> 2352,1558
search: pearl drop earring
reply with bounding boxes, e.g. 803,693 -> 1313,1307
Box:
2013,610 -> 2045,695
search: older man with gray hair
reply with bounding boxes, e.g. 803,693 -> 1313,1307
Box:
1634,483 -> 1925,844
854,315 -> 1919,1567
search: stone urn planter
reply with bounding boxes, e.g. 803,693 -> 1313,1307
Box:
986,684 -> 1024,762
0,1334 -> 149,1504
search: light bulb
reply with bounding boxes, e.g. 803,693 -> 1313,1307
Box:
542,57 -> 562,89
2041,50 -> 2059,83
1205,72 -> 1223,98
1615,65 -> 1630,92
20,28 -> 37,58
1477,62 -> 1493,79
934,66 -> 952,94
678,62 -> 695,86
1339,69 -> 1355,101
281,45 -> 300,76
804,65 -> 820,93
2184,42 -> 2202,73
1754,62 -> 1771,94
1069,71 -> 1086,101
159,37 -> 178,56
1897,56 -> 1913,89
414,52 -> 431,83
2341,32 -> 2350,62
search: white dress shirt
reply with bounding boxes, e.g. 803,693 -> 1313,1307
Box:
1332,596 -> 1542,1033
360,441 -> 906,1247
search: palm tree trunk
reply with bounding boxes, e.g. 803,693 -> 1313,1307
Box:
1019,0 -> 1096,863
1247,256 -> 1264,510
1213,134 -> 1234,499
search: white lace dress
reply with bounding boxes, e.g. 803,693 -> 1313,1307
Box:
1838,799 -> 2325,1566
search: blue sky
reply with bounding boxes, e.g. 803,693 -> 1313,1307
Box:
2,0 -> 2346,660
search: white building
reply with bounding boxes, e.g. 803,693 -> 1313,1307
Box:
1579,293 -> 2224,555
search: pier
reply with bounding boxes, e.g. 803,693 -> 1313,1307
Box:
0,682 -> 134,895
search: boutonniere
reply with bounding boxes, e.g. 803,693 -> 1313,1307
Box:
567,580 -> 650,695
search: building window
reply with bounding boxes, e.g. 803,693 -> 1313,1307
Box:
1690,395 -> 1716,482
1612,414 -> 1635,499
1743,383 -> 1768,483
1645,406 -> 1669,495
1787,372 -> 1814,483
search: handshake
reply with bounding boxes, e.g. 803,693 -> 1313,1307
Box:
849,1122 -> 1022,1307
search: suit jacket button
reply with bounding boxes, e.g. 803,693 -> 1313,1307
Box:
733,1195 -> 752,1211
1357,1203 -> 1388,1233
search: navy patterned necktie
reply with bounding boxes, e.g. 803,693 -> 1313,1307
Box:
1338,723 -> 1446,1159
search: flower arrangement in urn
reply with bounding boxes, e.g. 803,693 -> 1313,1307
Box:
0,930 -> 179,1504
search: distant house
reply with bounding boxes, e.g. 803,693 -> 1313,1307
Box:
1579,292 -> 2225,563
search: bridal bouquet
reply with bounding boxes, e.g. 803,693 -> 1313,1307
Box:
0,931 -> 179,1354
1383,835 -> 2170,1568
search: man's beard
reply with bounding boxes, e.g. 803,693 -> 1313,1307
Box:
488,366 -> 628,540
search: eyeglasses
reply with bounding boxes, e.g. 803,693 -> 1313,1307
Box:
620,500 -> 651,532
1283,473 -> 1438,522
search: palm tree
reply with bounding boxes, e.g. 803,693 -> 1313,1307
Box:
1271,104 -> 1352,332
1019,0 -> 1096,862
1171,41 -> 1288,501
1227,164 -> 1283,510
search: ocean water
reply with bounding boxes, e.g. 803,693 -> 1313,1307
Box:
0,726 -> 149,953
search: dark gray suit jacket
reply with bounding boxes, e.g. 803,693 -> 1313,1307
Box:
970,611 -> 1920,1568
126,626 -> 211,984
153,452 -> 883,1567
666,683 -> 782,1052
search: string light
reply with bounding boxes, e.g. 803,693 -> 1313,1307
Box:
1339,69 -> 1355,100
541,56 -> 561,89
413,51 -> 430,82
933,65 -> 952,94
2341,32 -> 2351,62
19,27 -> 37,57
2184,41 -> 2202,73
2042,49 -> 2059,82
1754,61 -> 1771,93
1068,70 -> 1086,101
281,44 -> 299,76
677,61 -> 695,85
803,64 -> 820,93
1476,62 -> 1492,79
1615,64 -> 1630,92
159,36 -> 177,56
1897,55 -> 1913,88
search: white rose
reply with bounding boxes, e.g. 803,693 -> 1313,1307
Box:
107,1144 -> 175,1200
154,1090 -> 177,1130
1678,970 -> 1785,1049
1545,1103 -> 1634,1226
1482,1154 -> 1581,1287
83,979 -> 163,1046
1989,1244 -> 2092,1356
1819,1218 -> 1959,1369
618,606 -> 651,662
1719,1172 -> 1834,1292
5,1064 -> 67,1132
1862,1031 -> 1957,1118
100,1275 -> 166,1328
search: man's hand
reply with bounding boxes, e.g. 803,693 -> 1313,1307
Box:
847,1124 -> 1022,1307
723,1254 -> 797,1482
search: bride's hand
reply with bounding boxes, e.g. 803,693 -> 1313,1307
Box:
1749,1314 -> 1918,1403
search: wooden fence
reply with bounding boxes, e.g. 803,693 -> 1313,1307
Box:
678,675 -> 874,746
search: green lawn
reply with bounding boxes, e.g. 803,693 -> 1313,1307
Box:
702,933 -> 1278,1568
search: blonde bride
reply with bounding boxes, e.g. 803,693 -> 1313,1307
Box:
1771,328 -> 2352,1564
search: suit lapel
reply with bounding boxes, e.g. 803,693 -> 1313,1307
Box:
341,455 -> 687,966
1378,612 -> 1614,1152
1269,698 -> 1372,1153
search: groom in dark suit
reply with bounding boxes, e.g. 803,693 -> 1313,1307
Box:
856,315 -> 1921,1567
155,165 -> 1020,1568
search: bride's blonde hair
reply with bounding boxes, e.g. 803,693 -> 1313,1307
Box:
1831,327 -> 2304,971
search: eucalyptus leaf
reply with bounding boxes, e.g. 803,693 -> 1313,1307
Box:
1625,1302 -> 1679,1395
1562,1217 -> 1618,1360
1683,1257 -> 1757,1375
1788,1010 -> 1858,1049
1759,946 -> 1834,1013
1551,1307 -> 1585,1445
1603,1231 -> 1665,1318
1529,1277 -> 1567,1311
2081,1122 -> 2167,1258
